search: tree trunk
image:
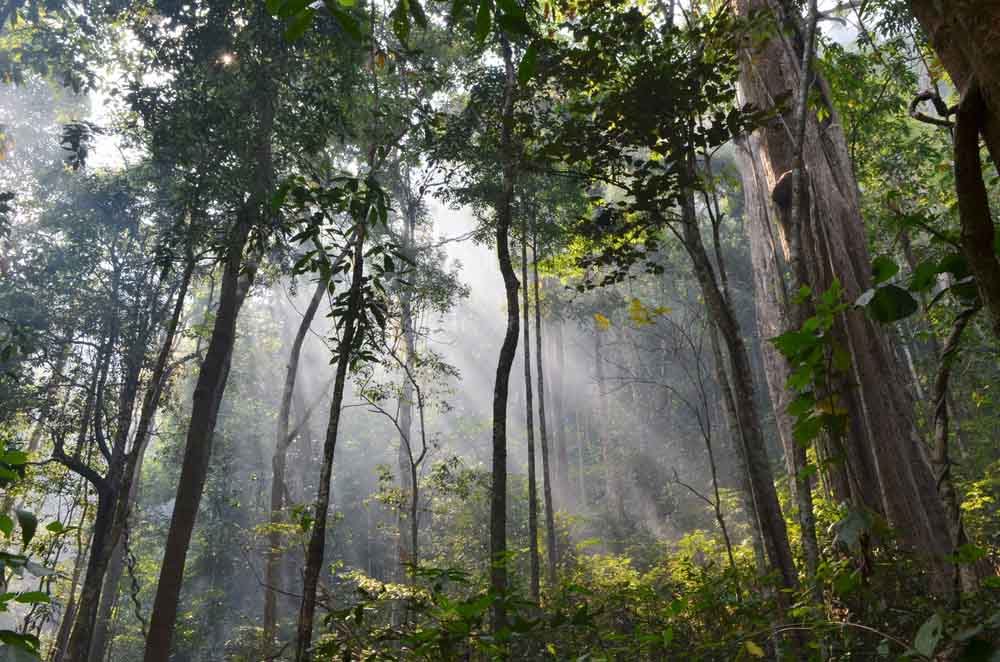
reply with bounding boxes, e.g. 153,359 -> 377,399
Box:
143,29 -> 273,653
732,0 -> 954,592
294,221 -> 365,662
710,323 -> 767,575
552,314 -> 569,498
490,34 -> 519,634
932,305 -> 982,598
954,83 -> 1000,339
675,190 -> 798,594
520,220 -> 540,601
143,222 -> 256,662
264,274 -> 327,648
533,236 -> 558,587
91,251 -> 195,662
908,0 -> 1000,172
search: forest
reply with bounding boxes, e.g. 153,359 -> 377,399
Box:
1,0 -> 999,659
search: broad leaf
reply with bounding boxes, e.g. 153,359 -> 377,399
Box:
913,613 -> 943,658
14,510 -> 35,548
861,285 -> 918,323
871,255 -> 899,285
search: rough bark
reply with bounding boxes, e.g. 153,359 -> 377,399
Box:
490,34 -> 519,634
732,0 -> 954,592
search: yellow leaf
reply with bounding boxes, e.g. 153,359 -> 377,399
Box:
745,641 -> 765,657
594,313 -> 610,331
628,298 -> 651,326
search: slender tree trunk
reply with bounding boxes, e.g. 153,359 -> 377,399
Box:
490,34 -> 519,633
520,220 -> 540,601
675,189 -> 798,594
91,252 -> 195,662
552,315 -> 568,498
533,236 -> 558,587
710,324 -> 767,574
264,274 -> 328,648
294,225 -> 366,662
50,486 -> 91,662
143,224 -> 257,662
933,305 -> 982,598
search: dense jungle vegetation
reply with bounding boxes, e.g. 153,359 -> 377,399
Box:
1,0 -> 1000,659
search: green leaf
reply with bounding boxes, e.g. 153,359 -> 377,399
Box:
323,1 -> 364,40
409,0 -> 428,27
392,0 -> 411,44
871,255 -> 899,285
913,613 -> 943,658
862,285 -> 919,323
909,260 -> 940,293
939,253 -> 970,280
44,521 -> 66,535
14,510 -> 36,548
475,0 -> 492,43
13,592 -> 48,605
517,41 -> 538,85
270,0 -> 312,18
0,516 -> 11,538
283,8 -> 315,41
0,451 -> 27,466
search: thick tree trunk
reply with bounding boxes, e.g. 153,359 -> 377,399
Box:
490,35 -> 519,634
732,0 -> 954,592
533,239 -> 558,587
294,226 -> 365,662
954,84 -> 1000,338
520,223 -> 540,601
264,274 -> 327,648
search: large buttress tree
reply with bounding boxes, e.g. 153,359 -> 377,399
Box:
731,0 -> 955,592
